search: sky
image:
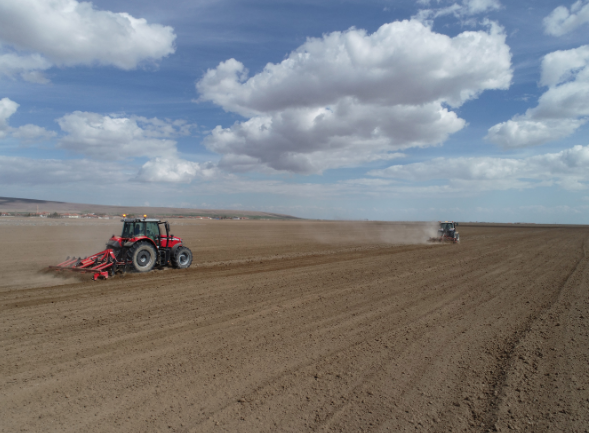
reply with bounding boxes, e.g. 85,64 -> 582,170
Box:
1,0 -> 589,223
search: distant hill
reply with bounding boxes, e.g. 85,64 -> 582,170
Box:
0,196 -> 299,219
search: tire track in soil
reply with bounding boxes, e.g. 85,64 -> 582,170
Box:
479,234 -> 589,432
486,234 -> 589,432
0,244 -> 426,310
2,245 -> 474,378
3,234 -> 512,372
174,228 -> 583,432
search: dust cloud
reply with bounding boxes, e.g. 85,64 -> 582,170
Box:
0,218 -> 119,291
0,217 -> 439,291
299,221 -> 439,245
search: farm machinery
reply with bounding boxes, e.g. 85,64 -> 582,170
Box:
429,221 -> 460,243
48,216 -> 193,280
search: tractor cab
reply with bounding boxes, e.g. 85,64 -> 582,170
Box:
120,218 -> 172,245
121,220 -> 161,242
438,221 -> 456,236
440,222 -> 454,231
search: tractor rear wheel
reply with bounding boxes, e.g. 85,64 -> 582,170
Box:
172,246 -> 193,269
129,242 -> 157,272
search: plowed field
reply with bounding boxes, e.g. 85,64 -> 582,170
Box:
1,219 -> 588,432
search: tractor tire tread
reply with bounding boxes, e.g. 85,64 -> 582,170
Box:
128,241 -> 157,273
172,246 -> 193,269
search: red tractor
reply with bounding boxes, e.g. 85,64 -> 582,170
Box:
49,216 -> 192,280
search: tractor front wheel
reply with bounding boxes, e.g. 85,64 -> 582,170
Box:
172,246 -> 193,269
129,242 -> 157,272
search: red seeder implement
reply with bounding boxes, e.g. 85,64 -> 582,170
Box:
47,249 -> 120,281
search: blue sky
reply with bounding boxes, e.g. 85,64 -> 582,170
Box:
1,0 -> 589,222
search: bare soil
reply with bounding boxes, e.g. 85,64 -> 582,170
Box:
1,219 -> 588,432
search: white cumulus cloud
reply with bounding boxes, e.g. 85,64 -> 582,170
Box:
464,0 -> 502,14
414,0 -> 501,21
136,157 -> 218,183
487,45 -> 589,148
0,97 -> 56,141
0,97 -> 18,137
0,155 -> 129,185
207,103 -> 457,174
0,0 -> 176,81
198,20 -> 512,174
544,0 -> 589,36
12,124 -> 57,142
0,51 -> 51,82
57,112 -> 193,160
369,144 -> 589,191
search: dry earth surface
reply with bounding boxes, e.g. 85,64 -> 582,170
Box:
1,218 -> 588,432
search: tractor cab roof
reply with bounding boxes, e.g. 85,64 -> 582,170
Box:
121,218 -> 166,223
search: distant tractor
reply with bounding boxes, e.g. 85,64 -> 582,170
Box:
429,221 -> 460,243
48,216 -> 192,280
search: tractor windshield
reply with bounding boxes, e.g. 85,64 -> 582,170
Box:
122,222 -> 145,238
145,222 -> 160,242
440,223 -> 454,231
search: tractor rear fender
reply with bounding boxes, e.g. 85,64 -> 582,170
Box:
123,236 -> 158,249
